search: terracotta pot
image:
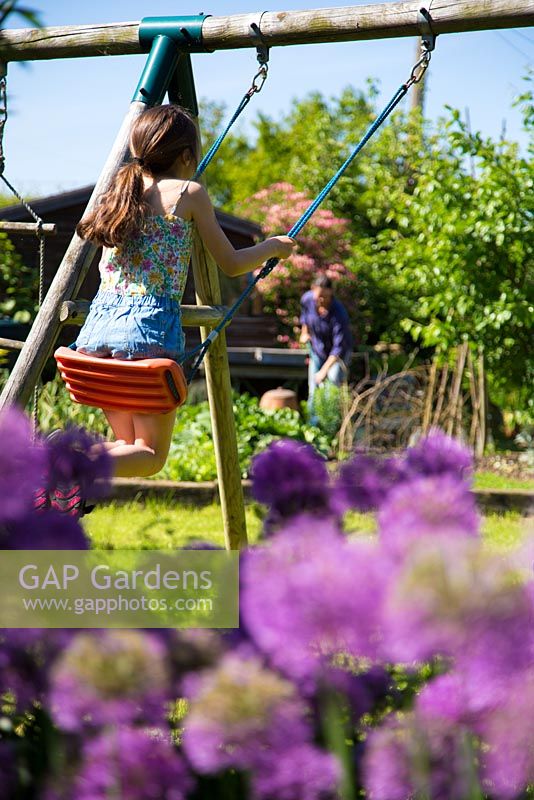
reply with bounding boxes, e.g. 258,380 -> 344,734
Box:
259,386 -> 299,411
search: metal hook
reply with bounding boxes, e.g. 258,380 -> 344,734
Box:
250,18 -> 269,67
418,7 -> 436,53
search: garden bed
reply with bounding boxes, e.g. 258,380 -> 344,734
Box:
109,477 -> 533,515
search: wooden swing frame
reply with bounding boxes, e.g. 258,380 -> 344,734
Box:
0,1 -> 532,549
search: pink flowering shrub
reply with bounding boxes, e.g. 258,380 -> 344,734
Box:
237,183 -> 357,346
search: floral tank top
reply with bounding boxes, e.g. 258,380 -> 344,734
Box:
98,184 -> 194,303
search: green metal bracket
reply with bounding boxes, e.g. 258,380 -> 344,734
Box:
132,35 -> 179,106
133,15 -> 208,107
168,53 -> 199,117
138,15 -> 210,53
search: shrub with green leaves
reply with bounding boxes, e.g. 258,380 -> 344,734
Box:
161,393 -> 330,482
0,233 -> 36,322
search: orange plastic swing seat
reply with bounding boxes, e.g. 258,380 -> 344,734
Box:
54,346 -> 188,414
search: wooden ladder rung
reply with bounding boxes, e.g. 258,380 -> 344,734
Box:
0,337 -> 24,351
0,222 -> 57,236
59,300 -> 229,328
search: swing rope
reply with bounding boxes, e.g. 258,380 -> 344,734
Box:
194,34 -> 269,179
183,29 -> 436,383
0,63 -> 46,436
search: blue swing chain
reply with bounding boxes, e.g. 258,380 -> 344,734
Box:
183,26 -> 436,384
194,56 -> 269,178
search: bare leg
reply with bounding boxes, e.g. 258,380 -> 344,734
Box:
104,409 -> 136,444
105,409 -> 177,478
88,409 -> 135,461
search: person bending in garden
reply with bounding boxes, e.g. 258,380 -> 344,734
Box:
299,275 -> 353,424
74,104 -> 296,481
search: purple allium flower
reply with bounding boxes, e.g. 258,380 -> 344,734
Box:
333,453 -> 405,513
49,630 -> 172,732
363,713 -> 481,800
252,742 -> 340,800
45,425 -> 112,500
382,536 -> 481,663
0,738 -> 18,800
250,439 -> 335,531
478,674 -> 534,799
182,651 -> 311,773
317,665 -> 377,722
453,577 -> 534,713
416,672 -> 470,725
0,407 -> 47,525
405,428 -> 473,483
362,718 -> 413,800
378,474 -> 479,559
75,726 -> 193,800
5,509 -> 88,549
0,628 -> 72,712
242,517 -> 387,684
383,535 -> 532,682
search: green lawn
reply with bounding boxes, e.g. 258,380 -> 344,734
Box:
473,471 -> 534,492
84,499 -> 530,552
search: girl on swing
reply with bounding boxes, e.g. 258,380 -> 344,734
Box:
71,103 -> 295,488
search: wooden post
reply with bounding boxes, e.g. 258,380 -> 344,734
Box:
1,1 -> 533,61
190,232 -> 248,550
477,350 -> 487,458
432,361 -> 449,427
0,102 -> 147,411
445,342 -> 468,437
466,346 -> 480,449
422,355 -> 438,433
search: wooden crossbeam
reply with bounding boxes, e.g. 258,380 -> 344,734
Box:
0,1 -> 532,62
0,337 -> 24,351
59,300 -> 229,329
0,222 -> 57,235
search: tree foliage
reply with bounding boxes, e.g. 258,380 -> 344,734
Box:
201,81 -> 533,423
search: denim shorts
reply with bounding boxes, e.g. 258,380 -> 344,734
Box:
75,290 -> 185,360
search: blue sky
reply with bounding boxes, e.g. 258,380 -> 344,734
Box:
2,0 -> 533,198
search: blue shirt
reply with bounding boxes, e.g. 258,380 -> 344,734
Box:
300,290 -> 353,362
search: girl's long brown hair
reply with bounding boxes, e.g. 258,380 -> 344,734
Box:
76,104 -> 199,247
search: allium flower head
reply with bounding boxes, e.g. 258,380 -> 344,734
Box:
253,743 -> 340,800
406,428 -> 473,483
363,712 -> 481,800
75,726 -> 193,800
0,407 -> 47,525
182,651 -> 310,773
250,439 -> 335,530
333,453 -> 405,513
5,509 -> 88,549
242,516 -> 387,683
478,673 -> 534,799
416,672 -> 470,725
45,425 -> 112,499
0,739 -> 18,800
0,628 -> 72,712
382,535 -> 532,676
49,630 -> 171,731
378,474 -> 479,558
